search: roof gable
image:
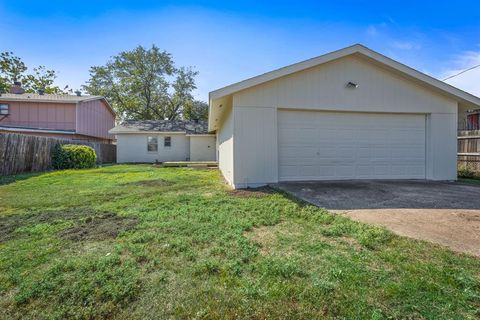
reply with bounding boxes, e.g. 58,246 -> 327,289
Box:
209,44 -> 480,130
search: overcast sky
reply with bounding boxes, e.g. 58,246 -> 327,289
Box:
1,0 -> 479,100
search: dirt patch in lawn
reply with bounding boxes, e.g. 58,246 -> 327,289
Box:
0,208 -> 98,242
0,208 -> 137,243
60,213 -> 138,241
229,187 -> 274,198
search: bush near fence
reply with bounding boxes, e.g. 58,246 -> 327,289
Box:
0,133 -> 116,176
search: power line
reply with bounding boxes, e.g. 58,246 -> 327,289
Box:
442,64 -> 480,81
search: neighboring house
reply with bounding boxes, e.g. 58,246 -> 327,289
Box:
209,44 -> 480,189
0,83 -> 116,143
109,120 -> 216,163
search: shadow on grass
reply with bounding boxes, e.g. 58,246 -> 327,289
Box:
0,172 -> 46,186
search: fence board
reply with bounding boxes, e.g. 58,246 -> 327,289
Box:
458,130 -> 480,172
0,133 -> 116,176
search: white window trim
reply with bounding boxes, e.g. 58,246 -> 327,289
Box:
147,136 -> 158,153
0,104 -> 9,116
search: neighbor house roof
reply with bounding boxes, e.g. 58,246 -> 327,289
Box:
0,93 -> 115,115
0,93 -> 103,103
208,44 -> 480,131
109,120 -> 210,135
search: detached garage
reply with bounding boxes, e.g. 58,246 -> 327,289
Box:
209,44 -> 480,189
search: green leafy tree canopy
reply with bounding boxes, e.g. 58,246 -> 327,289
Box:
83,45 -> 207,121
0,52 -> 67,94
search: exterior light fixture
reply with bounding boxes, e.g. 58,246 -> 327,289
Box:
346,81 -> 359,89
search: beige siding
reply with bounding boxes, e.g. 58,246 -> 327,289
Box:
229,55 -> 458,187
217,106 -> 234,185
189,136 -> 216,161
233,106 -> 277,188
116,133 -> 189,163
234,55 -> 457,114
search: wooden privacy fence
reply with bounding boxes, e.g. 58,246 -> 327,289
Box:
0,133 -> 116,176
458,130 -> 480,172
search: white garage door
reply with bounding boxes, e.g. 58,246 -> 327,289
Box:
278,110 -> 426,181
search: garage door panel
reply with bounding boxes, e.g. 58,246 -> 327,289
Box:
278,110 -> 426,181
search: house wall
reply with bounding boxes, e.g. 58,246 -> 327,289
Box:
116,133 -> 189,163
189,136 -> 216,161
0,100 -> 76,130
217,106 -> 234,185
229,55 -> 458,187
76,99 -> 115,141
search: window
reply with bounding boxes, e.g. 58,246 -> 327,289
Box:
164,136 -> 171,147
0,104 -> 9,115
147,136 -> 158,152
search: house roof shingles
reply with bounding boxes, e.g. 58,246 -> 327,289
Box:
0,93 -> 104,103
109,120 -> 210,135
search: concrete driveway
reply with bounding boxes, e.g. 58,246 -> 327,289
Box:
274,180 -> 480,257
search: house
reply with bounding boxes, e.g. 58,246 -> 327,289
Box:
0,83 -> 116,143
209,44 -> 480,189
109,120 -> 216,163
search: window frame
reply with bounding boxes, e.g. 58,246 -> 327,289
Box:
0,104 -> 9,116
164,136 -> 172,148
147,136 -> 158,152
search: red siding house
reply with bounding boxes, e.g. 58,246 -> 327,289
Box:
0,85 -> 115,143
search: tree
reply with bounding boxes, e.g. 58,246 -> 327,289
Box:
23,66 -> 65,94
83,45 -> 205,120
183,100 -> 208,121
0,51 -> 66,94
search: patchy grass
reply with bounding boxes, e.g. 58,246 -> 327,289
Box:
0,165 -> 479,319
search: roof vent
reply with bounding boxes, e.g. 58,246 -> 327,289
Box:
37,88 -> 45,95
74,90 -> 82,97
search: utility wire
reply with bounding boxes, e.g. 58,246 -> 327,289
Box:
442,64 -> 480,81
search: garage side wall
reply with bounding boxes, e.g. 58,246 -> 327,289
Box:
230,55 -> 458,187
217,106 -> 234,185
426,113 -> 458,180
232,106 -> 277,188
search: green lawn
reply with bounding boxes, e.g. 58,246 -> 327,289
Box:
0,165 -> 479,319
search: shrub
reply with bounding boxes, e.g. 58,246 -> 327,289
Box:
52,144 -> 97,169
458,166 -> 478,179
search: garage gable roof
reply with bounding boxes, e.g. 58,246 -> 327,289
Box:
209,44 -> 480,129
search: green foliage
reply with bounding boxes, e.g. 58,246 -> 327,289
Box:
52,144 -> 97,170
458,166 -> 479,179
83,45 -> 205,121
0,165 -> 479,319
0,51 -> 67,94
183,100 -> 209,121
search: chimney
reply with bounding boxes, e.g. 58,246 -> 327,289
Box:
10,81 -> 25,94
74,90 -> 81,97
